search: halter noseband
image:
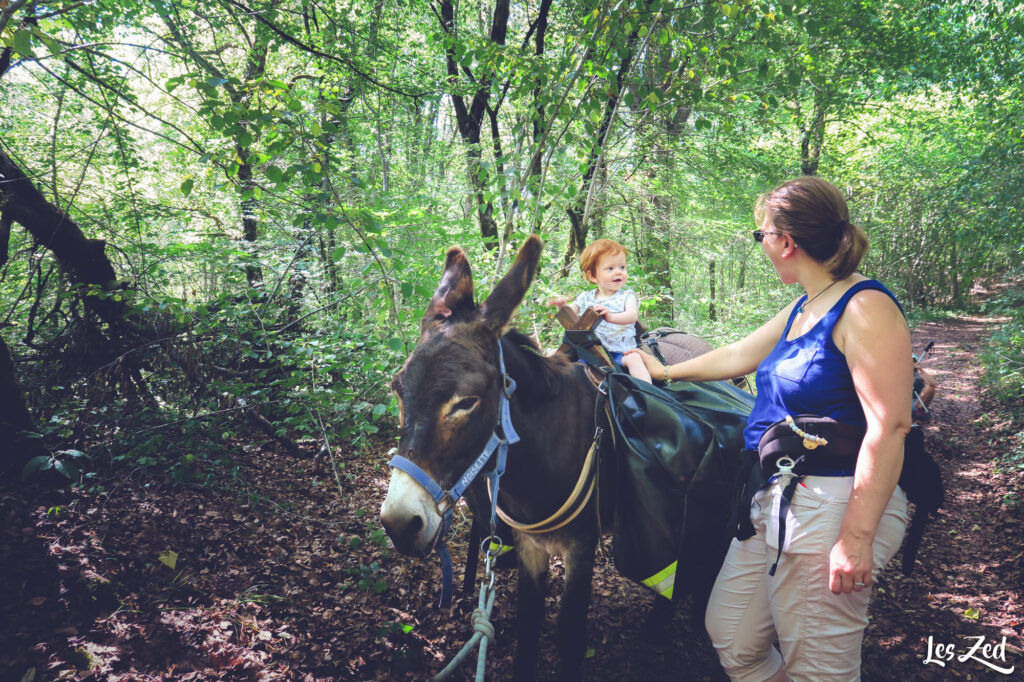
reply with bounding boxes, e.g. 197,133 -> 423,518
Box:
388,341 -> 520,608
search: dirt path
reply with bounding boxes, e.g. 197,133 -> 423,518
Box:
1,315 -> 1021,681
862,317 -> 1023,681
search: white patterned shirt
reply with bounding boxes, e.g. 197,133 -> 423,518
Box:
572,288 -> 639,352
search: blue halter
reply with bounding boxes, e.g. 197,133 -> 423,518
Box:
388,341 -> 521,608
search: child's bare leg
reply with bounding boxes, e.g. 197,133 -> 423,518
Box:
621,352 -> 652,383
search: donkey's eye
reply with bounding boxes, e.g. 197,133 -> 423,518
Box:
449,396 -> 480,416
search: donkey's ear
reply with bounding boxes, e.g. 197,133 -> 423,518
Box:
422,246 -> 475,333
480,235 -> 543,333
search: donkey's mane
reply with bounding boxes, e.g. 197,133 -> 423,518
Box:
500,329 -> 575,400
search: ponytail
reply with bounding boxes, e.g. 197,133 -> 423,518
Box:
825,221 -> 869,279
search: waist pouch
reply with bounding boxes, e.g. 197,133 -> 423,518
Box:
731,416 -> 862,543
731,415 -> 944,576
758,415 -> 864,477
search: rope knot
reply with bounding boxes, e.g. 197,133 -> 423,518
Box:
471,608 -> 495,641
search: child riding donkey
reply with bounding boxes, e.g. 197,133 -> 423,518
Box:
548,238 -> 652,382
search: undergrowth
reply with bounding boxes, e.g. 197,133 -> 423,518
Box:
979,277 -> 1024,419
978,272 -> 1024,516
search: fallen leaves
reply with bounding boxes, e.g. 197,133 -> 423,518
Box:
158,550 -> 178,569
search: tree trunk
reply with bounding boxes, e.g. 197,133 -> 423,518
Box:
0,148 -> 124,326
708,259 -> 717,322
636,200 -> 674,325
800,96 -> 828,176
238,160 -> 263,287
159,7 -> 272,287
560,12 -> 646,275
464,144 -> 499,248
0,334 -> 48,479
951,241 -> 962,307
437,0 -> 509,250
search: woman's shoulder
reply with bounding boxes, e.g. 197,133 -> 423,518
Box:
839,279 -> 906,331
842,276 -> 902,312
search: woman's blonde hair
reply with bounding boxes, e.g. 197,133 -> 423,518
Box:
755,176 -> 868,279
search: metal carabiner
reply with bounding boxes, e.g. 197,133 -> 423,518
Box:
769,456 -> 797,484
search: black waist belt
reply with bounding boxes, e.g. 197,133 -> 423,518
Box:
758,416 -> 866,576
758,417 -> 865,476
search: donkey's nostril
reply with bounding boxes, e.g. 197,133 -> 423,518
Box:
382,513 -> 427,553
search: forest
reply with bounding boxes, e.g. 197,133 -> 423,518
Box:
1,0 -> 1022,680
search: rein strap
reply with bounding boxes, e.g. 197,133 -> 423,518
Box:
489,427 -> 602,535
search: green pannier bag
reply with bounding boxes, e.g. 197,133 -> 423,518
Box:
603,372 -> 753,601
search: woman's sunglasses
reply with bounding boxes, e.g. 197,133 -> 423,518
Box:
752,230 -> 781,243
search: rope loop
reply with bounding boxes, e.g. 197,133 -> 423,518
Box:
471,608 -> 496,641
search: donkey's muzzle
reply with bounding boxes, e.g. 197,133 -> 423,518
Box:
380,468 -> 443,557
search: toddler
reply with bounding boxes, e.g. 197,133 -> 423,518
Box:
549,239 -> 651,382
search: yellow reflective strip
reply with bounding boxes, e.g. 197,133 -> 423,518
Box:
641,561 -> 676,599
488,542 -> 514,557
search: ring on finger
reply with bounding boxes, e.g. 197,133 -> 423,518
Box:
853,581 -> 866,587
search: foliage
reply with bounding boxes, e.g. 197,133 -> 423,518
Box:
0,0 -> 1022,481
22,449 -> 89,483
980,278 -> 1024,414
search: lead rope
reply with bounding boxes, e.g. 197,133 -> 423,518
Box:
433,535 -> 503,681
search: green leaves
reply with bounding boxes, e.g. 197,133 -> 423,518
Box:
54,458 -> 81,481
13,29 -> 35,57
165,75 -> 186,92
22,450 -> 88,482
22,456 -> 53,481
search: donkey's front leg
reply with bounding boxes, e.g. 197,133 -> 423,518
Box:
556,537 -> 598,682
512,539 -> 549,682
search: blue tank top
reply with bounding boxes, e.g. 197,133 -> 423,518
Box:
743,280 -> 903,450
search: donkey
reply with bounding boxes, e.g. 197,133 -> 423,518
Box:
380,236 -> 618,681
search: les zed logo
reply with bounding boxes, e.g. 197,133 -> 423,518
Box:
924,635 -> 1015,675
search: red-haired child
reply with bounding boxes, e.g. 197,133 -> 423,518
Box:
549,239 -> 651,382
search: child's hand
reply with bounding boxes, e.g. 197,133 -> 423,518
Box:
624,349 -> 666,379
547,296 -> 568,308
592,305 -> 609,319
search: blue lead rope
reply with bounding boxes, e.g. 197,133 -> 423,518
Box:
388,342 -> 520,608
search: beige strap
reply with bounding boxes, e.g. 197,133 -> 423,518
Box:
489,435 -> 600,535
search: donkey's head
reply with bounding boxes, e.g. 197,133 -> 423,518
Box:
380,236 -> 543,557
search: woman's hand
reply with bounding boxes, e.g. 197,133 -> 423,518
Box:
829,534 -> 874,594
623,349 -> 666,379
547,295 -> 568,308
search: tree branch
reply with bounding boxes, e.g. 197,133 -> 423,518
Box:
221,0 -> 432,98
0,0 -> 29,35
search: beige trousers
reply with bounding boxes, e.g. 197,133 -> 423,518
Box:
706,476 -> 909,682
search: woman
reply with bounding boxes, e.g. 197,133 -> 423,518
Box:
627,176 -> 911,681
